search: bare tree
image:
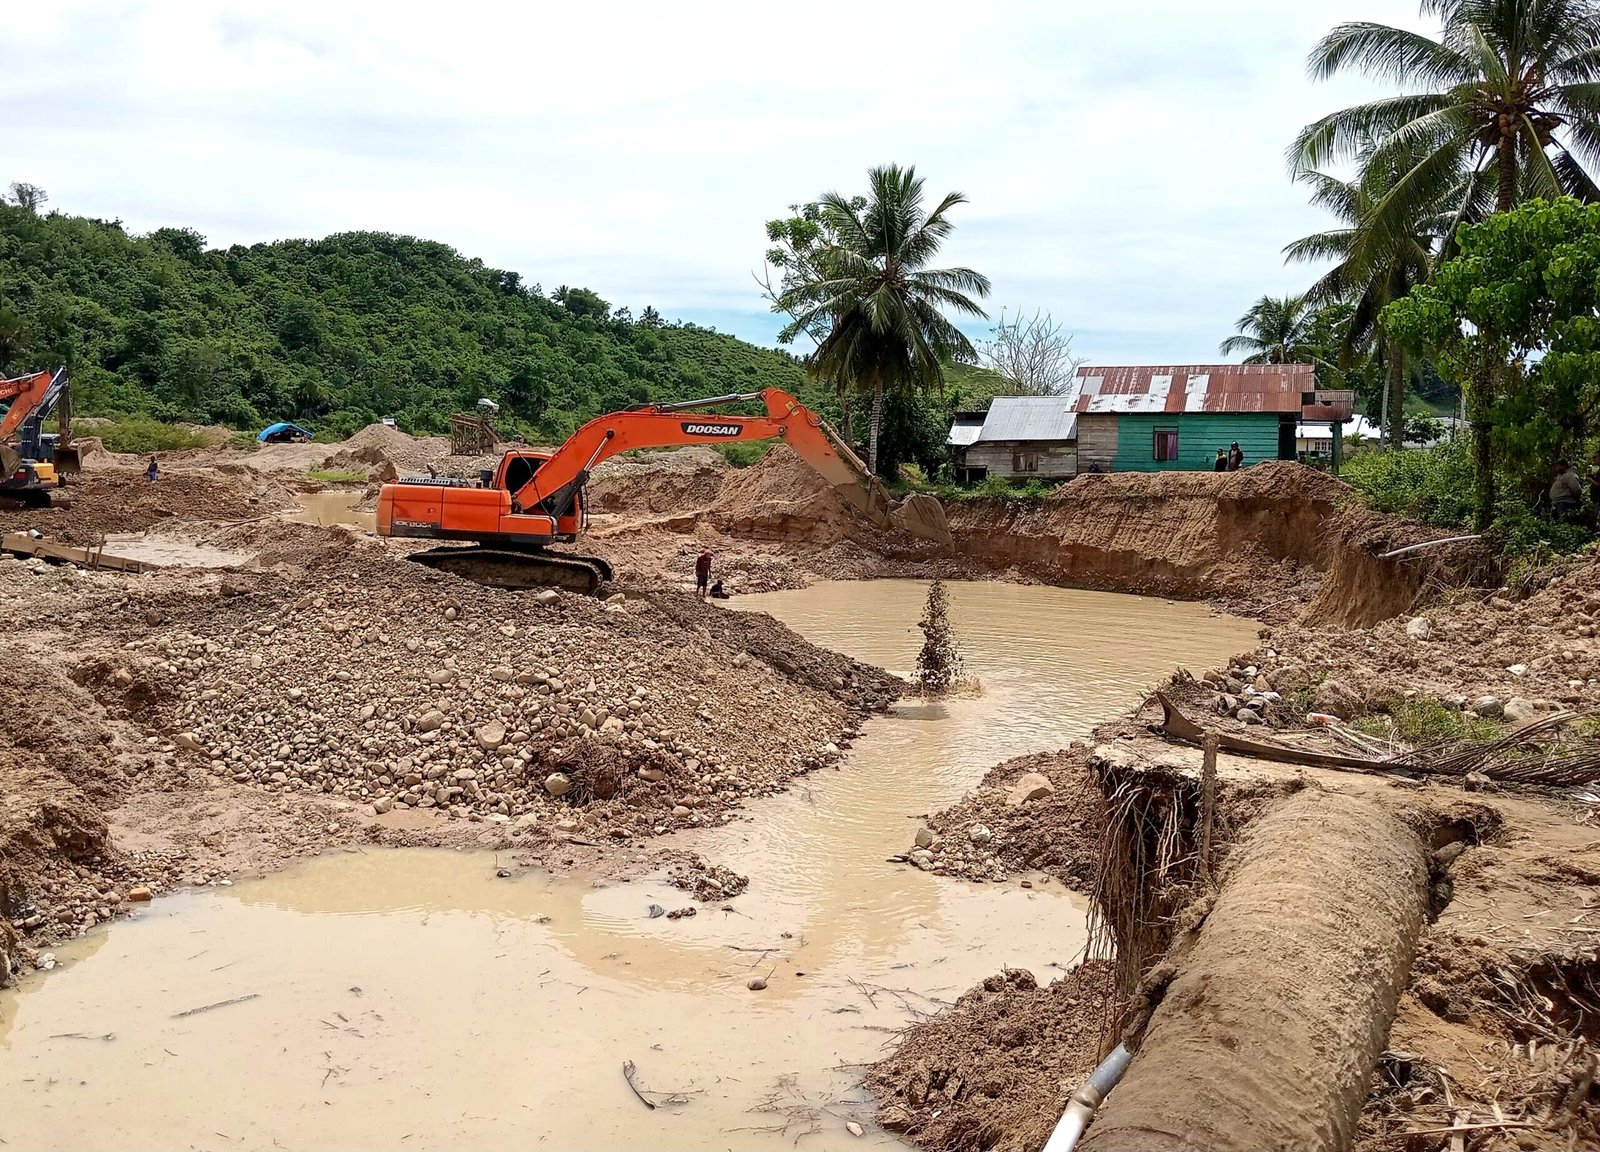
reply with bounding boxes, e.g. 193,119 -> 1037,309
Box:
978,308 -> 1083,395
7,183 -> 48,213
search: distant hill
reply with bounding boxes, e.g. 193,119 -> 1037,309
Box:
0,202 -> 825,441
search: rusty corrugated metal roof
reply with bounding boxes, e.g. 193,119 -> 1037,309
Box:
1070,364 -> 1314,415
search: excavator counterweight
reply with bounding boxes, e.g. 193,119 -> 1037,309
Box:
376,388 -> 950,593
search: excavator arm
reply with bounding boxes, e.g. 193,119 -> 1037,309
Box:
507,388 -> 896,527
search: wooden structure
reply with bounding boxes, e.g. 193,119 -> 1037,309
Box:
449,412 -> 498,456
1071,364 -> 1315,473
1,533 -> 157,573
947,395 -> 1077,483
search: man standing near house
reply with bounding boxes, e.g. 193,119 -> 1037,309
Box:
1213,448 -> 1228,472
1551,459 -> 1583,519
695,548 -> 713,601
1227,442 -> 1244,472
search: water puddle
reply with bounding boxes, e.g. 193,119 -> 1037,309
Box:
284,490 -> 374,531
101,533 -> 249,568
0,580 -> 1254,1151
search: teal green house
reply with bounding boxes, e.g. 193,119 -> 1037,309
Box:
1071,364 -> 1323,473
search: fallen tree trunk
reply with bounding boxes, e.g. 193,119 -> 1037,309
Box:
1081,790 -> 1429,1152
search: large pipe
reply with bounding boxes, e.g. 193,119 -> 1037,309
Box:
1041,1044 -> 1132,1152
1080,790 -> 1429,1152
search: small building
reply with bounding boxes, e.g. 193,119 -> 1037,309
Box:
1296,415 -> 1381,459
947,396 -> 1077,483
1070,364 -> 1336,473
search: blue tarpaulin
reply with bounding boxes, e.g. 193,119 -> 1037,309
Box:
257,422 -> 313,443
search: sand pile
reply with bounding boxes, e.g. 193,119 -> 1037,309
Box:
704,444 -> 863,544
322,424 -> 451,477
590,447 -> 729,514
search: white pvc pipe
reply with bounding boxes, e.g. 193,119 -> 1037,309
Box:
1040,1043 -> 1133,1152
1380,534 -> 1480,559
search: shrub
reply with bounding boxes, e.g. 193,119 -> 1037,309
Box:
91,413 -> 210,454
715,442 -> 773,468
1341,441 -> 1476,527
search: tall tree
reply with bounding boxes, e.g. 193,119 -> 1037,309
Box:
1286,140 -> 1447,448
778,165 -> 990,474
1292,0 -> 1600,230
1292,0 -> 1600,508
1219,295 -> 1312,364
978,308 -> 1083,395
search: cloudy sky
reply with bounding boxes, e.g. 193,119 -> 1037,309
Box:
5,1 -> 1427,363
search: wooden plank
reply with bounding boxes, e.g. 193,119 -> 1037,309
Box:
1,533 -> 157,573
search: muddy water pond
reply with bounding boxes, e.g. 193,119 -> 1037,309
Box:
285,489 -> 375,531
0,581 -> 1253,1151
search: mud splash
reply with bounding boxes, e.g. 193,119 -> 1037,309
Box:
0,581 -> 1253,1151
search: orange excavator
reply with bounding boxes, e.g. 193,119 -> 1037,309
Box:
376,388 -> 949,592
0,367 -> 79,506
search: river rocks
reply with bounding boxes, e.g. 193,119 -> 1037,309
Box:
914,826 -> 934,849
1504,697 -> 1538,725
533,589 -> 559,606
444,606 -> 458,621
747,976 -> 768,990
638,766 -> 667,782
1405,617 -> 1433,641
414,709 -> 446,733
968,823 -> 994,846
846,1121 -> 865,1138
1006,773 -> 1053,807
1312,678 -> 1363,720
1236,707 -> 1264,725
127,885 -> 152,902
476,720 -> 506,750
544,772 -> 572,797
174,731 -> 208,754
1472,695 -> 1505,719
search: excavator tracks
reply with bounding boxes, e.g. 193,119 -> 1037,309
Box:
407,546 -> 614,595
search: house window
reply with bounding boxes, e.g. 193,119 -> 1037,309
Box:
1013,451 -> 1040,473
1153,429 -> 1179,462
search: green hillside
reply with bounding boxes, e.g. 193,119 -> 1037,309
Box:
0,201 -> 824,441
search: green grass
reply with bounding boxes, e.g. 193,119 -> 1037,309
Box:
931,475 -> 1062,505
714,442 -> 774,468
1389,696 -> 1502,744
88,413 -> 210,454
307,469 -> 367,484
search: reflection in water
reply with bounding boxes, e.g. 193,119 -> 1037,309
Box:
0,580 -> 1254,1152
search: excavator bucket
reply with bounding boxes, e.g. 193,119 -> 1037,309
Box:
53,444 -> 81,476
811,420 -> 953,548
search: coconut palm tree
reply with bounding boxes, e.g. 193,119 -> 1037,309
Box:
1292,0 -> 1600,251
778,165 -> 990,475
1218,295 -> 1312,364
1286,140 -> 1451,447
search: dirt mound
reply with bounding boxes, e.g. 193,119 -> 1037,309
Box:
322,424 -> 451,477
907,750 -> 1106,887
868,961 -> 1116,1151
590,447 -> 729,514
0,467 -> 301,545
704,444 -> 864,544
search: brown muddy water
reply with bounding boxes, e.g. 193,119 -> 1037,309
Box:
285,490 -> 375,531
0,581 -> 1254,1151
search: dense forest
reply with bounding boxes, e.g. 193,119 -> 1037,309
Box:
0,199 -> 829,441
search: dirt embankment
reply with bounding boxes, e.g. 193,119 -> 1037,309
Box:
0,517 -> 900,984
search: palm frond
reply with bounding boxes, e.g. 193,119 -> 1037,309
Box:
1289,94 -> 1456,171
1307,21 -> 1474,86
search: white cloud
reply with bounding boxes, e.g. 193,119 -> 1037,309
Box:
4,1 -> 1430,362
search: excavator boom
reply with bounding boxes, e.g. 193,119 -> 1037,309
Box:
377,388 -> 949,592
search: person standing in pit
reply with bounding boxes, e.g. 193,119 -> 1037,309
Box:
146,456 -> 159,484
695,548 -> 713,601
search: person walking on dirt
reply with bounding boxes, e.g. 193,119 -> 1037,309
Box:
1551,459 -> 1583,519
1213,448 -> 1228,472
695,549 -> 713,601
145,456 -> 159,484
1227,442 -> 1244,472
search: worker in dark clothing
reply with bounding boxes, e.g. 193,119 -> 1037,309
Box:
1227,442 -> 1244,472
1213,448 -> 1228,472
145,456 -> 159,484
1551,459 -> 1583,519
709,578 -> 730,600
695,549 -> 713,601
